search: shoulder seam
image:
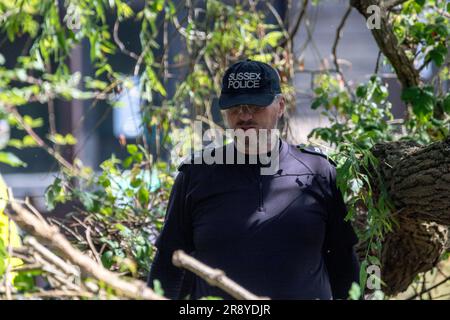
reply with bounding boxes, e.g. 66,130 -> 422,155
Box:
296,144 -> 336,167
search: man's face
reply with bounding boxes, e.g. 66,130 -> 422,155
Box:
223,95 -> 285,153
223,95 -> 285,131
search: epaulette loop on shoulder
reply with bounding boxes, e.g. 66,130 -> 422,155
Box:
177,154 -> 193,171
296,144 -> 336,166
177,150 -> 205,171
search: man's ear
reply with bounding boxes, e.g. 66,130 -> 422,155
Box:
278,96 -> 285,118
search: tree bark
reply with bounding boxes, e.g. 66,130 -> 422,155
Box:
381,216 -> 448,296
369,135 -> 450,295
372,135 -> 450,225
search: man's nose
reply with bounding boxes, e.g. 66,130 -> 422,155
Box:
239,111 -> 253,122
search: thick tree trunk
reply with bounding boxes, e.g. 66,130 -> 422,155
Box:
369,136 -> 450,295
347,0 -> 448,297
372,135 -> 450,225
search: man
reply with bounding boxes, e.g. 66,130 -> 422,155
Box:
147,59 -> 360,300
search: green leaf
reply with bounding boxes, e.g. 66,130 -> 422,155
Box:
127,144 -> 138,154
0,238 -> 6,276
351,114 -> 359,123
15,69 -> 27,82
428,44 -> 448,67
101,250 -> 114,269
85,78 -> 108,90
401,86 -> 420,101
0,152 -> 26,167
348,282 -> 361,300
443,93 -> 450,115
130,178 -> 142,188
23,115 -> 43,128
359,260 -> 368,293
435,24 -> 448,38
8,139 -> 23,149
401,86 -> 435,121
152,279 -> 164,296
356,85 -> 367,98
64,134 -> 77,145
138,186 -> 149,205
44,178 -> 63,211
22,135 -> 37,147
123,156 -> 133,168
115,223 -> 132,237
13,271 -> 38,292
50,133 -> 66,145
151,0 -> 165,11
79,192 -> 95,211
49,133 -> 77,145
368,255 -> 381,266
0,54 -> 5,65
262,31 -> 284,47
311,96 -> 327,109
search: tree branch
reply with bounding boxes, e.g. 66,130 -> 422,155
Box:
406,274 -> 450,300
384,0 -> 409,11
332,5 -> 352,76
6,199 -> 166,300
331,5 -> 355,98
279,0 -> 309,48
6,105 -> 83,177
113,19 -> 139,60
172,250 -> 269,300
350,0 -> 420,88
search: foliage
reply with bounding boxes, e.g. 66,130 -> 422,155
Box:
307,0 -> 449,298
1,0 -> 293,298
0,0 -> 449,299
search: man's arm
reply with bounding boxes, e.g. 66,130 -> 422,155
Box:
147,170 -> 194,299
324,166 -> 360,300
148,249 -> 186,299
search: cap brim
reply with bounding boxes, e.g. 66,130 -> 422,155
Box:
218,93 -> 275,110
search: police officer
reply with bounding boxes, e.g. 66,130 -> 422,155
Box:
147,60 -> 360,300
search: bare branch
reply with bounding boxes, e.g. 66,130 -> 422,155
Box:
437,7 -> 450,19
6,199 -> 166,300
330,5 -> 356,99
384,0 -> 409,10
5,106 -> 83,177
265,2 -> 290,44
25,236 -> 80,277
406,275 -> 450,300
113,19 -> 139,60
332,5 -> 352,76
85,227 -> 102,265
279,0 -> 309,48
172,250 -> 269,300
374,50 -> 382,74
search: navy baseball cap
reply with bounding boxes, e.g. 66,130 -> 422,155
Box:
218,59 -> 282,110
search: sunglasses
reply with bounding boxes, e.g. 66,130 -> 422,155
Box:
226,104 -> 265,115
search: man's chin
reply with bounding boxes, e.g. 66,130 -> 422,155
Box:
235,127 -> 258,133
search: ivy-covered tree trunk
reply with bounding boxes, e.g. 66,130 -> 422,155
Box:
370,136 -> 450,295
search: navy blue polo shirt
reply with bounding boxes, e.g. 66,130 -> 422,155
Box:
148,139 -> 359,300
